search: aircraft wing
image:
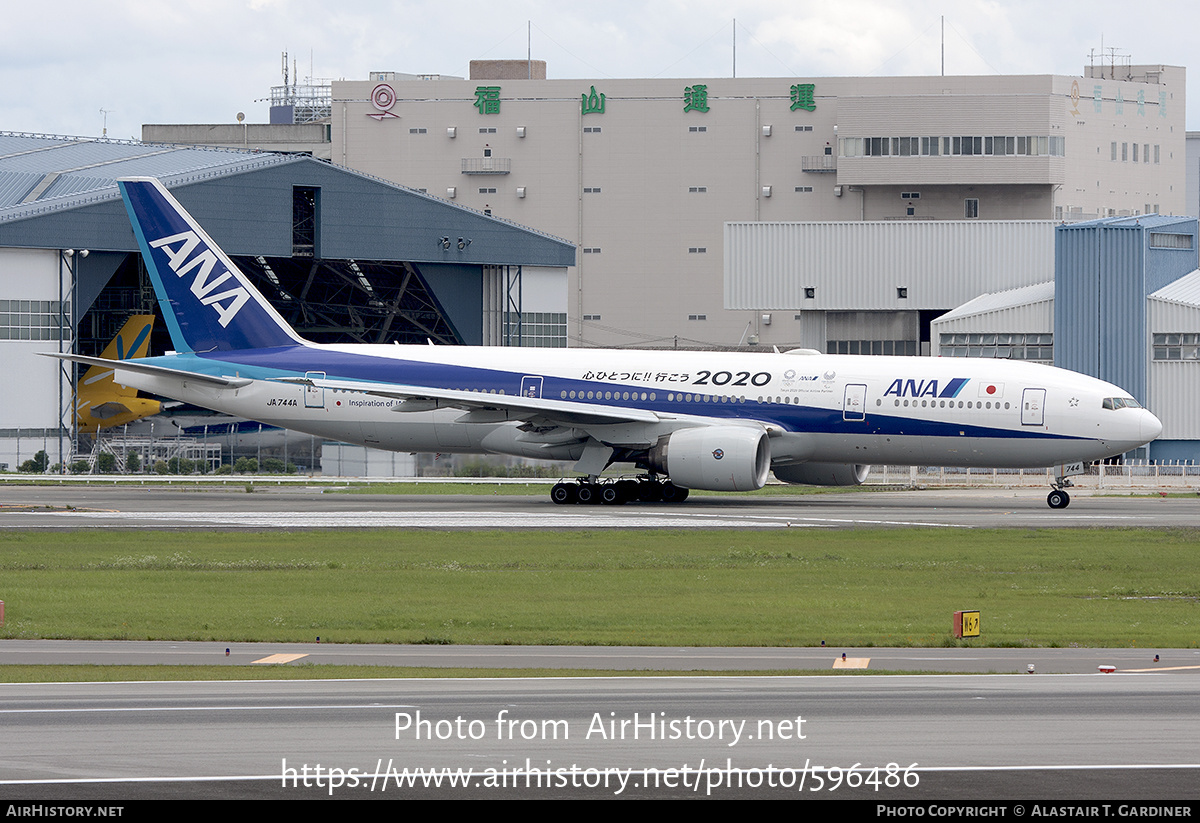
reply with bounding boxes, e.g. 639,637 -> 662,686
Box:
275,374 -> 663,428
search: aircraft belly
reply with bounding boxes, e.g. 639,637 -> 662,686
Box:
804,430 -> 1111,469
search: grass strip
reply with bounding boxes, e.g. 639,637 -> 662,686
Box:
0,528 -> 1195,648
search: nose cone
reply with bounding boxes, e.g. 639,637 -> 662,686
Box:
1141,409 -> 1164,444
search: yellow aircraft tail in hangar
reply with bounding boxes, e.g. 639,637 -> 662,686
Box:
75,315 -> 163,433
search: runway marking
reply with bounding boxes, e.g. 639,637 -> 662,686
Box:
0,703 -> 420,715
251,653 -> 309,664
5,763 -> 1200,787
33,510 -> 981,529
1121,664 -> 1200,673
832,657 -> 870,669
35,510 -> 823,528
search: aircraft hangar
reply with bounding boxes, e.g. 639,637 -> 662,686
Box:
0,133 -> 575,471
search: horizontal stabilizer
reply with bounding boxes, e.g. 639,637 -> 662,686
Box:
43,353 -> 253,389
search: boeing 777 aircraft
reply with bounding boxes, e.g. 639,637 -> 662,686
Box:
49,177 -> 1162,509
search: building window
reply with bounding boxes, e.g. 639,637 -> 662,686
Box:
842,134 -> 1063,158
1149,233 -> 1194,249
583,314 -> 601,321
688,314 -> 707,320
1153,333 -> 1200,360
583,187 -> 602,194
688,186 -> 708,193
688,126 -> 707,133
503,312 -> 567,347
939,333 -> 1053,362
794,125 -> 813,132
582,247 -> 601,254
965,199 -> 979,219
478,128 -> 497,134
1111,142 -> 1118,161
794,186 -> 812,192
688,247 -> 707,253
901,192 -> 921,199
0,300 -> 70,341
478,187 -> 497,194
408,128 -> 427,134
583,126 -> 602,133
828,340 -> 917,356
292,186 -> 319,257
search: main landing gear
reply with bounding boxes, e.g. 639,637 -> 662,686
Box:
550,477 -> 690,505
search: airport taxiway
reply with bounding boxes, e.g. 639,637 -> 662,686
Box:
2,675 -> 1198,799
1,484 -> 1197,529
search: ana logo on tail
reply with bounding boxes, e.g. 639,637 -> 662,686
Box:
148,231 -> 251,328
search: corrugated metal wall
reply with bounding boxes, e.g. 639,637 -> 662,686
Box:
1056,217 -> 1199,405
725,220 -> 1054,311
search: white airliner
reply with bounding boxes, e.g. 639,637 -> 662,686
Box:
50,177 -> 1162,509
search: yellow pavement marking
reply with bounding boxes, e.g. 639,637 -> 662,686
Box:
832,657 -> 870,669
251,653 -> 309,664
1120,664 -> 1200,673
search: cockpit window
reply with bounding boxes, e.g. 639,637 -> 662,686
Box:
1102,397 -> 1142,410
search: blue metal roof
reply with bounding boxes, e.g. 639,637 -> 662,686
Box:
0,132 -> 298,221
1059,214 -> 1194,231
0,132 -> 575,263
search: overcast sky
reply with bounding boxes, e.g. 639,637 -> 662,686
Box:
3,0 -> 1195,141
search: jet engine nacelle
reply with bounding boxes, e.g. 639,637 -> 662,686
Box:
648,426 -> 771,491
773,462 -> 870,486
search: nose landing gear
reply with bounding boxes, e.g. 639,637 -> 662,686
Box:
1047,488 -> 1070,509
1047,474 -> 1073,509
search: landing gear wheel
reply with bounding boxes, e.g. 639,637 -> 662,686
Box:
1047,489 -> 1070,509
550,482 -> 578,505
659,482 -> 688,503
637,481 -> 663,503
600,484 -> 624,505
576,483 -> 599,505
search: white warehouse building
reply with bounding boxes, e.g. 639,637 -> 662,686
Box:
325,60 -> 1184,353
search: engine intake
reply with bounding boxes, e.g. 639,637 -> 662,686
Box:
648,427 -> 771,491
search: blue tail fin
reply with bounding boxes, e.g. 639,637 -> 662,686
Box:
118,177 -> 304,353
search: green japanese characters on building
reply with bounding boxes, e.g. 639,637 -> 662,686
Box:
790,83 -> 816,112
474,86 -> 501,115
582,85 -> 606,115
683,84 -> 709,113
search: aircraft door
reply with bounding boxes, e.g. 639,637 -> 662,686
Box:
1021,388 -> 1046,426
305,371 -> 326,409
843,383 -> 867,421
520,376 -> 544,399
